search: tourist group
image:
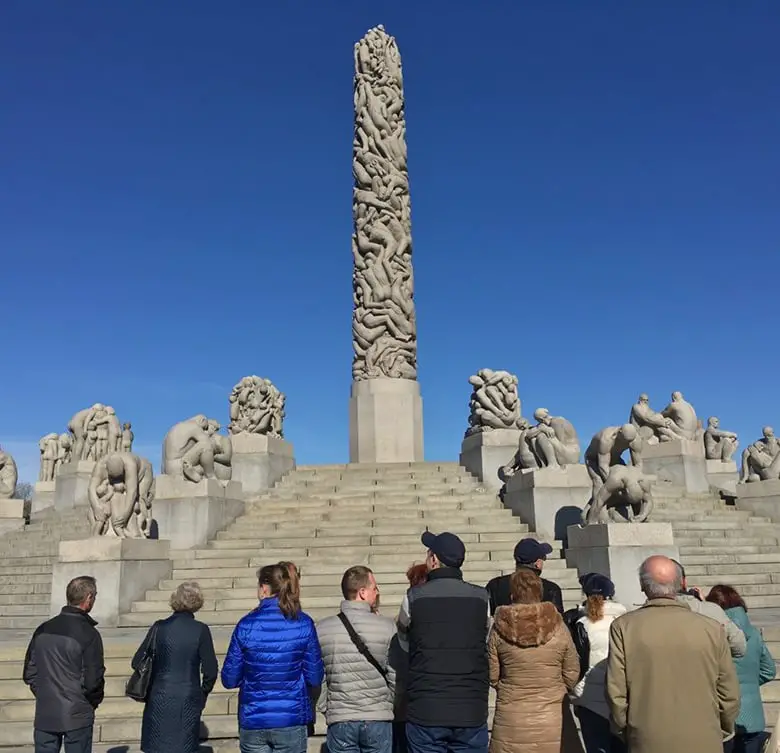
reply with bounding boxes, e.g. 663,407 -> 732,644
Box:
21,533 -> 780,753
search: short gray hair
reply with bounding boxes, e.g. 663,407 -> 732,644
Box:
169,581 -> 204,613
639,559 -> 683,599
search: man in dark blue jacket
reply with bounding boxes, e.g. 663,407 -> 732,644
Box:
397,532 -> 490,753
23,575 -> 105,753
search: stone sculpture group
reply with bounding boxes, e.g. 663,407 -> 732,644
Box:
38,433 -> 73,482
66,404 -> 130,462
465,369 -> 522,436
228,376 -> 285,438
161,415 -> 232,485
351,25 -> 417,382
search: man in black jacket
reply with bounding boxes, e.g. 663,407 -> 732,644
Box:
397,531 -> 490,753
486,538 -> 564,615
23,575 -> 105,753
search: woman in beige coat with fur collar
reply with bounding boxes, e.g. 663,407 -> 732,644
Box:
488,569 -> 580,753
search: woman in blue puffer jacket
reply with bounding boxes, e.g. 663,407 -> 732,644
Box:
222,562 -> 324,753
707,584 -> 777,753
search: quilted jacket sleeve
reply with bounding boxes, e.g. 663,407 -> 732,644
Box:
221,623 -> 244,690
302,619 -> 325,688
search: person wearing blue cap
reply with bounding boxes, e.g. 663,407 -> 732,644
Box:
485,538 -> 564,617
564,573 -> 627,753
396,532 -> 490,753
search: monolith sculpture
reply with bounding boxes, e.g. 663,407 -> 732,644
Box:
349,25 -> 423,463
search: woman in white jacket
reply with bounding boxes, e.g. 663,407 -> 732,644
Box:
565,573 -> 627,753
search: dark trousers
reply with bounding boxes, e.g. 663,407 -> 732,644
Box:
574,707 -> 626,753
724,732 -> 768,753
34,726 -> 93,753
405,723 -> 488,753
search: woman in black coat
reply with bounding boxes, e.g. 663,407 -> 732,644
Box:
132,581 -> 218,753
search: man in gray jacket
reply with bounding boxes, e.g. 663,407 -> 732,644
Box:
674,560 -> 747,658
318,566 -> 396,753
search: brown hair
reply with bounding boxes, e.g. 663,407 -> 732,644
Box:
258,563 -> 300,618
510,569 -> 543,604
406,563 -> 428,588
279,561 -> 301,600
341,566 -> 374,600
66,576 -> 97,607
585,595 -> 605,621
706,584 -> 748,612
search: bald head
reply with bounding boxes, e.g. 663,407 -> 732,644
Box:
639,555 -> 683,599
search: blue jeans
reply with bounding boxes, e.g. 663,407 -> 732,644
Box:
327,721 -> 393,753
240,725 -> 308,753
574,708 -> 625,753
405,723 -> 488,753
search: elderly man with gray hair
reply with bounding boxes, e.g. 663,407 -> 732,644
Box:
606,556 -> 740,753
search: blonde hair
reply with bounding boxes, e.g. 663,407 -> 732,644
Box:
585,594 -> 605,621
170,581 -> 204,613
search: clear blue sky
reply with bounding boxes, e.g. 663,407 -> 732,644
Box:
2,1 -> 778,483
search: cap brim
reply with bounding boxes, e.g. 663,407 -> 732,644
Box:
539,542 -> 554,556
421,531 -> 436,549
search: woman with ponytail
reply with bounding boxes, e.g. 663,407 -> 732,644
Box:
566,573 -> 627,753
222,563 -> 324,753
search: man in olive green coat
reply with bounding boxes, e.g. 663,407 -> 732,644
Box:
606,555 -> 740,753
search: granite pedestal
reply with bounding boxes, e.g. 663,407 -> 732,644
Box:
642,438 -> 709,494
459,429 -> 520,491
231,433 -> 295,496
349,378 -> 424,464
566,522 -> 679,610
32,481 -> 56,513
54,461 -> 95,510
735,479 -> 780,523
153,475 -> 245,550
706,459 -> 739,495
503,464 -> 590,542
50,538 -> 171,627
0,498 -> 26,535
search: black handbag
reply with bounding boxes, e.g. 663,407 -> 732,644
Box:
125,622 -> 159,702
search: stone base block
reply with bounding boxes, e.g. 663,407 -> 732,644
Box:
735,479 -> 780,523
566,522 -> 678,610
642,438 -> 708,494
53,461 -> 96,510
459,429 -> 520,491
153,475 -> 245,550
51,538 -> 171,627
0,498 -> 26,535
349,378 -> 424,464
32,481 -> 56,513
231,433 -> 295,495
706,459 -> 738,495
503,464 -> 590,541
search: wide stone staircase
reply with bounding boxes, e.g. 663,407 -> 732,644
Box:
0,507 -> 91,629
0,464 -> 779,749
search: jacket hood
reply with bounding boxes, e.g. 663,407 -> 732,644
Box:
493,602 -> 562,647
725,605 -> 750,630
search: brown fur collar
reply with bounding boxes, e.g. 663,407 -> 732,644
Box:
493,602 -> 563,647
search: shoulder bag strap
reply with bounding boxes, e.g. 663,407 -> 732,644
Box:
146,621 -> 160,658
337,612 -> 389,685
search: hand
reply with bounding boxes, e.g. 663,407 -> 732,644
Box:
689,586 -> 703,600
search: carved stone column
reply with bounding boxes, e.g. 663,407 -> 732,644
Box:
349,25 -> 423,463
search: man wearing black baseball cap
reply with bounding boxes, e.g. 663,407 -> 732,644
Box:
485,538 -> 564,616
397,531 -> 490,753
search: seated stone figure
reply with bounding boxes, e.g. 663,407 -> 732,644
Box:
207,419 -> 233,483
162,415 -> 216,483
630,393 -> 677,444
465,369 -> 521,436
0,450 -> 18,498
740,426 -> 780,483
704,417 -> 739,462
582,464 -> 654,525
660,391 -> 701,441
498,418 -> 541,482
527,408 -> 580,467
88,452 -> 154,538
584,424 -> 643,496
